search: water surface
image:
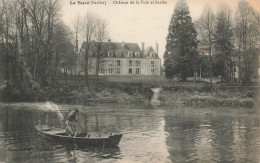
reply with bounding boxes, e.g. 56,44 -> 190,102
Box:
0,102 -> 259,162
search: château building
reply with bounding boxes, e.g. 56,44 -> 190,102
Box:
76,41 -> 161,76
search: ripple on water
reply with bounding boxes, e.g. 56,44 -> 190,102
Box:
0,103 -> 260,162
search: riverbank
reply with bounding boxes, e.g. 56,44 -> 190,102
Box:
159,85 -> 259,108
0,85 -> 153,105
0,77 -> 259,108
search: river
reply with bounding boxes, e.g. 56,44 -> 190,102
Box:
0,102 -> 259,162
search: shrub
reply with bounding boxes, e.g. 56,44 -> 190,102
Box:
245,91 -> 255,98
240,98 -> 255,107
1,86 -> 21,102
21,88 -> 34,101
199,85 -> 214,92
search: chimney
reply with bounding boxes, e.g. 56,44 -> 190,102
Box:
156,42 -> 158,56
142,42 -> 145,55
122,41 -> 125,47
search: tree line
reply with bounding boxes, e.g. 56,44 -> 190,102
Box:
164,0 -> 260,86
0,0 -> 108,91
0,0 -> 76,89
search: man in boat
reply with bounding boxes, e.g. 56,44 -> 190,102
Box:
65,108 -> 79,136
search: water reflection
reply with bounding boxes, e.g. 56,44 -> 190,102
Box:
0,103 -> 259,162
164,107 -> 260,163
0,103 -> 171,162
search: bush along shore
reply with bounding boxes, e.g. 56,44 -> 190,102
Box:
0,85 -> 154,105
1,83 -> 259,108
158,85 -> 259,108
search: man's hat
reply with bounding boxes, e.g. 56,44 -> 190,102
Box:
74,108 -> 79,112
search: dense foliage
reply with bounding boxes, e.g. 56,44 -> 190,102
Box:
0,0 -> 76,89
166,0 -> 260,85
213,6 -> 234,82
164,0 -> 198,81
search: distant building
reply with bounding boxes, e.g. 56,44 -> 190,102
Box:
76,41 -> 161,76
231,48 -> 260,82
199,47 -> 260,82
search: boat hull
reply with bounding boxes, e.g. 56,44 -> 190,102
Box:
35,125 -> 123,147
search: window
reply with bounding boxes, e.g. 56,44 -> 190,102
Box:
136,68 -> 140,74
151,69 -> 155,74
108,51 -> 113,57
116,52 -> 121,57
100,68 -> 105,74
135,52 -> 140,57
151,61 -> 155,66
150,53 -> 155,57
117,60 -> 121,66
116,68 -> 121,74
108,60 -> 114,66
128,52 -> 133,57
108,68 -> 113,74
136,60 -> 141,66
129,60 -> 133,66
129,68 -> 132,74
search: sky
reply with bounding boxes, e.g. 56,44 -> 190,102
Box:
61,0 -> 260,60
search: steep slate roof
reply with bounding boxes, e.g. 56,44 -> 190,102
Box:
80,42 -> 141,53
80,41 -> 161,59
125,43 -> 141,51
144,46 -> 158,57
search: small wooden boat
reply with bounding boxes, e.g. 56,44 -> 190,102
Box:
35,125 -> 123,147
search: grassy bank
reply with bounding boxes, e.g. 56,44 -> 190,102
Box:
159,85 -> 259,108
0,85 -> 153,105
1,75 -> 259,108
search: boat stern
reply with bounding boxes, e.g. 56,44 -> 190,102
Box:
106,134 -> 123,147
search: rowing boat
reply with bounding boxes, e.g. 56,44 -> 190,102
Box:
35,125 -> 123,147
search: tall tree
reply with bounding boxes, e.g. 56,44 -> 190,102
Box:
164,0 -> 198,82
81,12 -> 96,86
72,13 -> 80,83
195,5 -> 215,84
93,18 -> 108,89
51,22 -> 75,86
234,0 -> 260,86
0,0 -> 74,89
0,0 -> 11,86
213,4 -> 234,84
0,0 -> 21,88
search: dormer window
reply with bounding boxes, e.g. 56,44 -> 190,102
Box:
135,52 -> 140,57
108,51 -> 113,57
128,52 -> 133,57
150,52 -> 155,57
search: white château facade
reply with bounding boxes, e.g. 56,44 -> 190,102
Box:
76,41 -> 161,76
